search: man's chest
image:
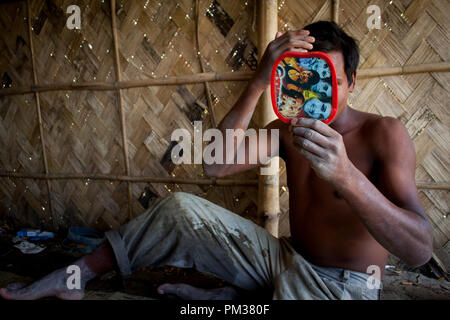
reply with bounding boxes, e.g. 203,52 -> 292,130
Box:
281,130 -> 377,191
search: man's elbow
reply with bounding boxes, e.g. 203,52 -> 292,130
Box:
405,225 -> 434,268
405,249 -> 432,268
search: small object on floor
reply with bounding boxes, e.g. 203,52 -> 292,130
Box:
15,229 -> 54,242
62,227 -> 105,254
13,240 -> 46,254
17,229 -> 40,237
29,231 -> 54,241
385,265 -> 396,270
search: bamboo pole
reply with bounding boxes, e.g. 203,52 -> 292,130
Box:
332,0 -> 340,23
0,72 -> 253,97
110,0 -> 133,219
278,175 -> 450,190
257,0 -> 280,237
121,71 -> 253,89
195,0 -> 217,127
1,171 -> 448,190
26,0 -> 54,228
357,62 -> 450,78
0,171 -> 258,186
1,62 -> 449,97
415,182 -> 450,191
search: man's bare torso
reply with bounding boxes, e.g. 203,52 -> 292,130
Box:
278,108 -> 389,274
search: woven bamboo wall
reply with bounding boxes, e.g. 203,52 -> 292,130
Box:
0,0 -> 448,267
0,0 -> 261,232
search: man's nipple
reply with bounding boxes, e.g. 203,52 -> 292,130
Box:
333,190 -> 343,199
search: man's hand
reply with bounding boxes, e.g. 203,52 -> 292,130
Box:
253,30 -> 315,90
290,118 -> 353,185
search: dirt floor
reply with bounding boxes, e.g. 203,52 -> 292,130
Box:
0,226 -> 448,300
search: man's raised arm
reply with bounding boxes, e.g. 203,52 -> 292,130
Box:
203,30 -> 316,177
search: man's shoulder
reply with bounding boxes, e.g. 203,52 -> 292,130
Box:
361,114 -> 408,140
359,113 -> 412,157
361,112 -> 402,130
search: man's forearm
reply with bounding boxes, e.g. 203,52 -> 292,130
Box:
336,163 -> 433,267
217,78 -> 266,133
203,78 -> 266,177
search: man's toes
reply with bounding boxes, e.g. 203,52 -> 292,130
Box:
6,283 -> 27,291
158,283 -> 196,300
0,288 -> 8,299
0,283 -> 28,300
56,290 -> 85,300
157,283 -> 180,296
0,287 -> 25,300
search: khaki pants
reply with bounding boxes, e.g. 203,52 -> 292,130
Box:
105,192 -> 381,300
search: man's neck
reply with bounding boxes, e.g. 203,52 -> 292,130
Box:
330,106 -> 356,135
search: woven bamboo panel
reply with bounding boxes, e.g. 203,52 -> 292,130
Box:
0,0 -> 262,231
32,0 -> 128,231
0,0 -> 448,270
0,2 -> 50,228
347,0 -> 449,253
114,0 -> 261,220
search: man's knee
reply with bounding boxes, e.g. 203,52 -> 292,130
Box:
164,192 -> 225,229
166,191 -> 198,203
159,192 -> 201,220
164,192 -> 204,211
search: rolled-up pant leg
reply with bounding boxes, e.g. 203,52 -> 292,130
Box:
105,192 -> 285,291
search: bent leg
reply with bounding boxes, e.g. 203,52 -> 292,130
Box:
0,256 -> 96,300
105,192 -> 285,292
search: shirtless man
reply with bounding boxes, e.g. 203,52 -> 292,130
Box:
0,21 -> 432,300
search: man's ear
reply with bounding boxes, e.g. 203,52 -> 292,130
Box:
276,31 -> 283,38
349,72 -> 356,92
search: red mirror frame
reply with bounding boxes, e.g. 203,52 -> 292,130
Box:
270,51 -> 338,124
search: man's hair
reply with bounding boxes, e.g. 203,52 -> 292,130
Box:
304,21 -> 359,86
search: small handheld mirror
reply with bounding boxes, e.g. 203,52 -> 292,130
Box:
270,51 -> 338,124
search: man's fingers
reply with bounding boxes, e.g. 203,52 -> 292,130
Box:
277,29 -> 312,39
292,126 -> 331,148
292,118 -> 337,138
295,29 -> 310,36
273,38 -> 314,53
270,32 -> 315,51
283,37 -> 314,49
274,40 -> 314,56
296,145 -> 322,164
293,136 -> 327,158
289,48 -> 308,53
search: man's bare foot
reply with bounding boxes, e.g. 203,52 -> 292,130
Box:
157,283 -> 239,300
0,257 -> 97,300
